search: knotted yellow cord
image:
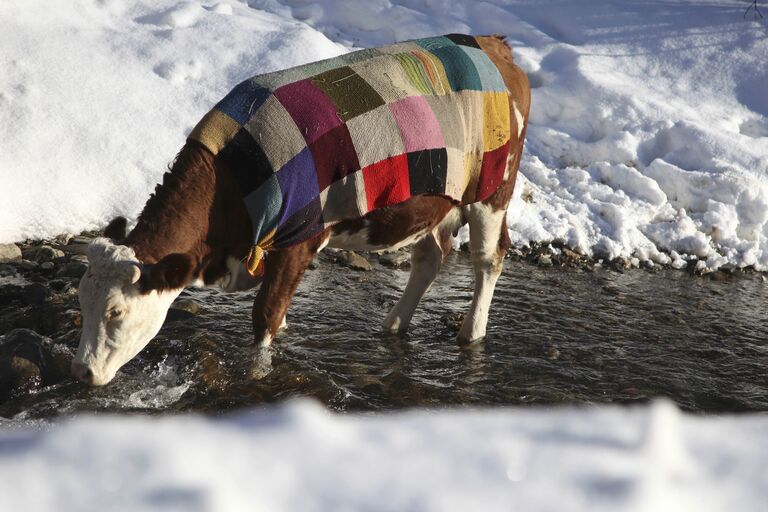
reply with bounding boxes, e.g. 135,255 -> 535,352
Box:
246,229 -> 276,276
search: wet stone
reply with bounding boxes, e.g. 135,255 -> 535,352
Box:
379,251 -> 410,269
20,259 -> 38,270
0,244 -> 22,263
166,299 -> 201,322
22,283 -> 49,305
0,328 -> 71,400
537,254 -> 553,267
56,261 -> 88,279
55,234 -> 74,245
341,251 -> 372,271
0,265 -> 16,276
40,262 -> 55,271
441,312 -> 464,331
25,245 -> 65,263
70,235 -> 93,245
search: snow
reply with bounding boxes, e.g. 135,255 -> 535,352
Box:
0,399 -> 766,512
1,0 -> 767,272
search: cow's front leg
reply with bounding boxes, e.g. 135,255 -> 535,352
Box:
251,231 -> 330,346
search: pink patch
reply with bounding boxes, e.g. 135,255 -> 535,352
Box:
388,96 -> 445,153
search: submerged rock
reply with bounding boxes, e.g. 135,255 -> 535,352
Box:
56,261 -> 88,279
0,244 -> 22,263
0,328 -> 72,400
166,299 -> 201,322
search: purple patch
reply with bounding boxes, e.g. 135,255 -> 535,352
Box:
274,80 -> 343,144
276,147 -> 320,223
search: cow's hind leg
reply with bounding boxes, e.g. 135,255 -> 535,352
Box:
458,202 -> 510,344
382,208 -> 461,333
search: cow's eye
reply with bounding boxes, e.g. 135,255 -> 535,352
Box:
108,309 -> 124,320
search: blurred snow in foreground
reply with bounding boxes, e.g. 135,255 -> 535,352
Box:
0,399 -> 766,511
1,0 -> 767,271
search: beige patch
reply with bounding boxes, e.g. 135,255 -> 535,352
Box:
350,54 -> 424,103
454,90 -> 485,155
461,150 -> 484,204
346,104 -> 405,168
245,96 -> 307,171
319,170 -> 368,222
444,147 -> 467,200
425,95 -> 465,151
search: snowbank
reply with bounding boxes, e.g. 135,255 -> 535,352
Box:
0,400 -> 766,512
2,0 -> 767,271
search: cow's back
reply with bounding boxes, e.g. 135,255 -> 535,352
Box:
189,34 -> 523,257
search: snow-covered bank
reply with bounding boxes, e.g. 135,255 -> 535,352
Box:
1,0 -> 767,271
0,400 -> 766,512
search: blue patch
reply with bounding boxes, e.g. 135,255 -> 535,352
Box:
215,79 -> 271,125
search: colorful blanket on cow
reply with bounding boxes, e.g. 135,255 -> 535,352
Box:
189,34 -> 511,274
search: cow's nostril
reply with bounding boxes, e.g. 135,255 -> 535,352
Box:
72,362 -> 94,384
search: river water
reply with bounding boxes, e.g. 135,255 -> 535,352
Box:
2,252 -> 767,420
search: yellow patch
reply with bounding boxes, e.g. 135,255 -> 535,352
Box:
483,92 -> 511,152
188,109 -> 241,155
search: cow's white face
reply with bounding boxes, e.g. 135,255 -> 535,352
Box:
73,239 -> 190,385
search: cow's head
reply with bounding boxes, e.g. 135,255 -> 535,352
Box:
72,232 -> 194,385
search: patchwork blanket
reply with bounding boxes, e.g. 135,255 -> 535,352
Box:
189,34 -> 512,274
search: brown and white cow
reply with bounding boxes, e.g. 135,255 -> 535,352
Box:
72,36 -> 530,385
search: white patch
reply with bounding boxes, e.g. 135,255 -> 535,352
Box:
458,203 -> 507,343
74,239 -> 184,385
503,153 -> 515,181
219,256 -> 260,292
255,330 -> 273,347
513,100 -> 525,139
316,236 -> 330,253
382,208 -> 462,333
329,223 -> 430,252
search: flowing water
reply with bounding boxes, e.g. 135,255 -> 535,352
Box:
2,252 -> 768,420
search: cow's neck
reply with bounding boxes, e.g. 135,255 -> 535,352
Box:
126,143 -> 217,265
125,142 -> 254,287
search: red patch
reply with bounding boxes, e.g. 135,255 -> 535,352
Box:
362,154 -> 411,211
476,141 -> 511,202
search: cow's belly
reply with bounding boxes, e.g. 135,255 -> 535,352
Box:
327,222 -> 433,253
327,196 -> 461,253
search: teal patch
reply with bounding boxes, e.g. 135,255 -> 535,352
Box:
243,175 -> 282,244
430,45 -> 482,92
414,36 -> 456,52
460,46 -> 508,92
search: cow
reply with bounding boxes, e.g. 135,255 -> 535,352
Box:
72,34 -> 531,386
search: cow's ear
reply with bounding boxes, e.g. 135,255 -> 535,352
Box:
104,217 -> 128,242
141,253 -> 195,292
